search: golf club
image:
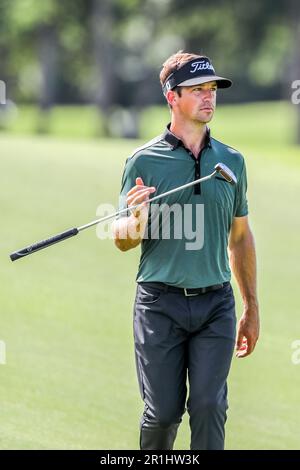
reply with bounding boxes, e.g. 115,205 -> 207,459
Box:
9,162 -> 236,262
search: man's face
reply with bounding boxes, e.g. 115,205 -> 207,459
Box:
170,81 -> 217,124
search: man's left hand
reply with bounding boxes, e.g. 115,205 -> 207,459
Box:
235,305 -> 260,358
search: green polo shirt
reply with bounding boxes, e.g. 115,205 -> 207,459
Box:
117,125 -> 248,288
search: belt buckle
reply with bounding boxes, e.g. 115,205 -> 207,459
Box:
184,288 -> 199,297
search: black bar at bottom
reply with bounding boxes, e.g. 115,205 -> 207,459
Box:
0,450 -> 300,465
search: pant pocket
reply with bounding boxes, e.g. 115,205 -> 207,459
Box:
136,284 -> 163,304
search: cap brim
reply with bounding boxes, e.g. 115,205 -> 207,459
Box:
178,75 -> 232,89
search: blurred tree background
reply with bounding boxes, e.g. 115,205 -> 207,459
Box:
0,0 -> 299,140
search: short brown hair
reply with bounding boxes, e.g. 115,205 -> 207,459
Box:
159,50 -> 207,87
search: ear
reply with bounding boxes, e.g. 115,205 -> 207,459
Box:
166,89 -> 177,107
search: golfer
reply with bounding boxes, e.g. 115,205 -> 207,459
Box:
112,51 -> 260,450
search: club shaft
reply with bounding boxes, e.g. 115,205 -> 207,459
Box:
78,171 -> 216,232
9,171 -> 216,261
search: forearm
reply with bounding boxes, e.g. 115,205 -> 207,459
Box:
112,214 -> 146,252
228,229 -> 258,308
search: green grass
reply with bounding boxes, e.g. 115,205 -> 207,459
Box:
0,101 -> 300,449
0,105 -> 103,138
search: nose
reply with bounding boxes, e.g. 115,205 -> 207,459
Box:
203,88 -> 215,98
202,89 -> 215,106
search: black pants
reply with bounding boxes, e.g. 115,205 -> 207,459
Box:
133,282 -> 236,450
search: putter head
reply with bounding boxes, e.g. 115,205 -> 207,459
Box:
214,163 -> 237,185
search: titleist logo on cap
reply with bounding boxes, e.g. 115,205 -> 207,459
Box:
190,60 -> 215,74
162,56 -> 232,95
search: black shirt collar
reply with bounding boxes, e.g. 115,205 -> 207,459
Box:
162,123 -> 212,151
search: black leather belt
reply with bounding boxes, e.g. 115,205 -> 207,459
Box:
140,281 -> 230,297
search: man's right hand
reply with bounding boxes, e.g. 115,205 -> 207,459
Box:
112,177 -> 156,252
126,177 -> 156,224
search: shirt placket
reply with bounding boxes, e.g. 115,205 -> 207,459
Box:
185,147 -> 207,195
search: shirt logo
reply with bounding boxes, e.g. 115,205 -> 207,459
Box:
190,61 -> 214,74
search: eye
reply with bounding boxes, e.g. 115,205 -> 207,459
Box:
192,86 -> 217,92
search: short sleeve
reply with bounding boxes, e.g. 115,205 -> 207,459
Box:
116,157 -> 140,219
234,159 -> 248,217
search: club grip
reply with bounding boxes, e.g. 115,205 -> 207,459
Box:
10,228 -> 79,262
